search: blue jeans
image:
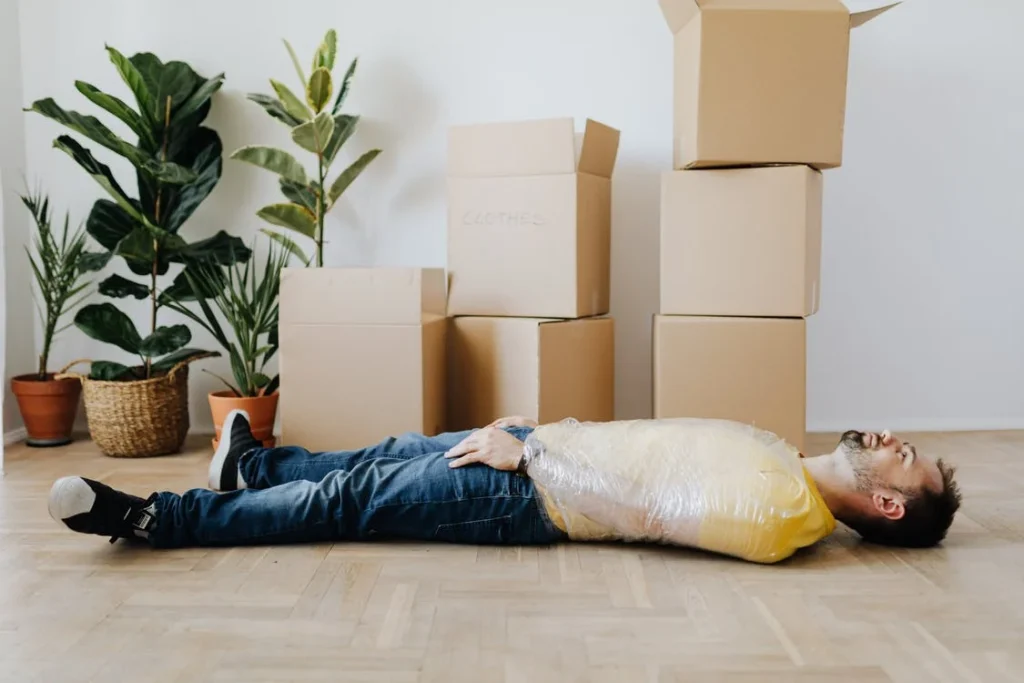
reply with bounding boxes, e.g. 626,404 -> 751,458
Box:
150,427 -> 566,549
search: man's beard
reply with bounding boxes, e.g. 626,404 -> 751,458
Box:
845,446 -> 883,493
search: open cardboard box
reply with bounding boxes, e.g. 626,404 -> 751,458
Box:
447,117 -> 619,319
659,0 -> 902,169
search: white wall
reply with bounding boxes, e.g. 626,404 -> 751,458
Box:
13,0 -> 1024,435
2,0 -> 33,452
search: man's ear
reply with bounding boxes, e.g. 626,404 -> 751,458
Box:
871,492 -> 906,521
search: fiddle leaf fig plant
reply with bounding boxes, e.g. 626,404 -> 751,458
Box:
27,47 -> 251,381
232,29 -> 381,267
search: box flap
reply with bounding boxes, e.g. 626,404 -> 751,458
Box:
448,118 -> 578,177
280,267 -> 446,325
659,0 -> 702,34
846,1 -> 901,27
577,119 -> 620,178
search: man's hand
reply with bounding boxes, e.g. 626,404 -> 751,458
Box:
485,415 -> 539,429
445,427 -> 525,471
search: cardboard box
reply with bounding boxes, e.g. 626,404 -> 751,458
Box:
447,117 -> 620,318
279,268 -> 447,451
447,316 -> 614,431
661,165 -> 822,318
653,315 -> 806,450
659,0 -> 900,169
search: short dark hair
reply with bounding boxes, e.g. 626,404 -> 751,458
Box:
844,459 -> 962,548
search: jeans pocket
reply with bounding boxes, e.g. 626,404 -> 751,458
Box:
433,516 -> 513,545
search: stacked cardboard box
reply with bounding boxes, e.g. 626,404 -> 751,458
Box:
654,0 -> 900,451
279,267 -> 447,451
445,117 -> 620,430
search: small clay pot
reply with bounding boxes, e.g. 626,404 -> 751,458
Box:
10,373 -> 82,447
209,390 -> 279,450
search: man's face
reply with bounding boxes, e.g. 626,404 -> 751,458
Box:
836,430 -> 943,501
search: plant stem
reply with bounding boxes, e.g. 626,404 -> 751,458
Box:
146,95 -> 173,378
316,152 -> 326,267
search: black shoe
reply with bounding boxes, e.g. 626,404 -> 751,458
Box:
208,409 -> 261,492
48,477 -> 158,544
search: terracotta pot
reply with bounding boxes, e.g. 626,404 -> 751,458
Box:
209,390 -> 279,450
10,373 -> 82,448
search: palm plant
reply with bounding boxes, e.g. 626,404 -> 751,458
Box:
165,240 -> 288,398
232,29 -> 381,267
20,188 -> 92,379
26,46 -> 251,381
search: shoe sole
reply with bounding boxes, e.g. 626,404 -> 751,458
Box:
208,409 -> 251,491
48,476 -> 95,524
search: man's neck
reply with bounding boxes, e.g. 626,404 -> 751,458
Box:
801,452 -> 860,519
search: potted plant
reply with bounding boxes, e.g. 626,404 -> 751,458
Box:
9,189 -> 92,447
30,47 -> 250,458
164,239 -> 289,449
231,29 -> 382,267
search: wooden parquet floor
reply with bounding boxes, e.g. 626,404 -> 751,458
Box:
0,430 -> 1022,682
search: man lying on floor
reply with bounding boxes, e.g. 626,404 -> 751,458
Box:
47,412 -> 962,563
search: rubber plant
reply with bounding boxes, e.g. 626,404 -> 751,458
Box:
164,238 -> 289,447
9,188 -> 92,447
26,47 -> 251,382
232,29 -> 381,267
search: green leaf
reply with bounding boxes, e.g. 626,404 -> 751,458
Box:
164,131 -> 223,233
328,149 -> 381,205
306,68 -> 333,113
87,199 -> 139,250
79,250 -> 113,272
114,227 -> 185,277
279,178 -> 317,212
173,230 -> 252,266
323,114 -> 357,164
90,360 -> 137,381
53,136 -> 148,226
291,111 -> 335,155
261,228 -> 311,266
159,262 -> 226,304
283,39 -> 307,89
256,203 -> 316,239
131,53 -> 201,124
98,274 -> 149,299
151,348 -> 217,374
139,324 -> 191,357
106,46 -> 156,126
331,58 -> 358,115
74,302 -> 142,354
28,98 -> 194,183
73,81 -> 152,146
246,94 -> 302,128
173,73 -> 225,123
270,79 -> 311,122
319,30 -> 338,71
264,374 -> 281,396
231,145 -> 309,186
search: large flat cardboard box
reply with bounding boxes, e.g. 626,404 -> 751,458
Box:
653,315 -> 806,451
661,165 -> 822,318
659,0 -> 900,169
280,268 -> 447,451
447,117 -> 620,318
447,316 -> 614,431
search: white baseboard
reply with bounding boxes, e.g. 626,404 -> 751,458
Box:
808,418 -> 1024,434
4,427 -> 27,446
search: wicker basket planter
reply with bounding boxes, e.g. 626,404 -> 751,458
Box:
57,354 -> 212,458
